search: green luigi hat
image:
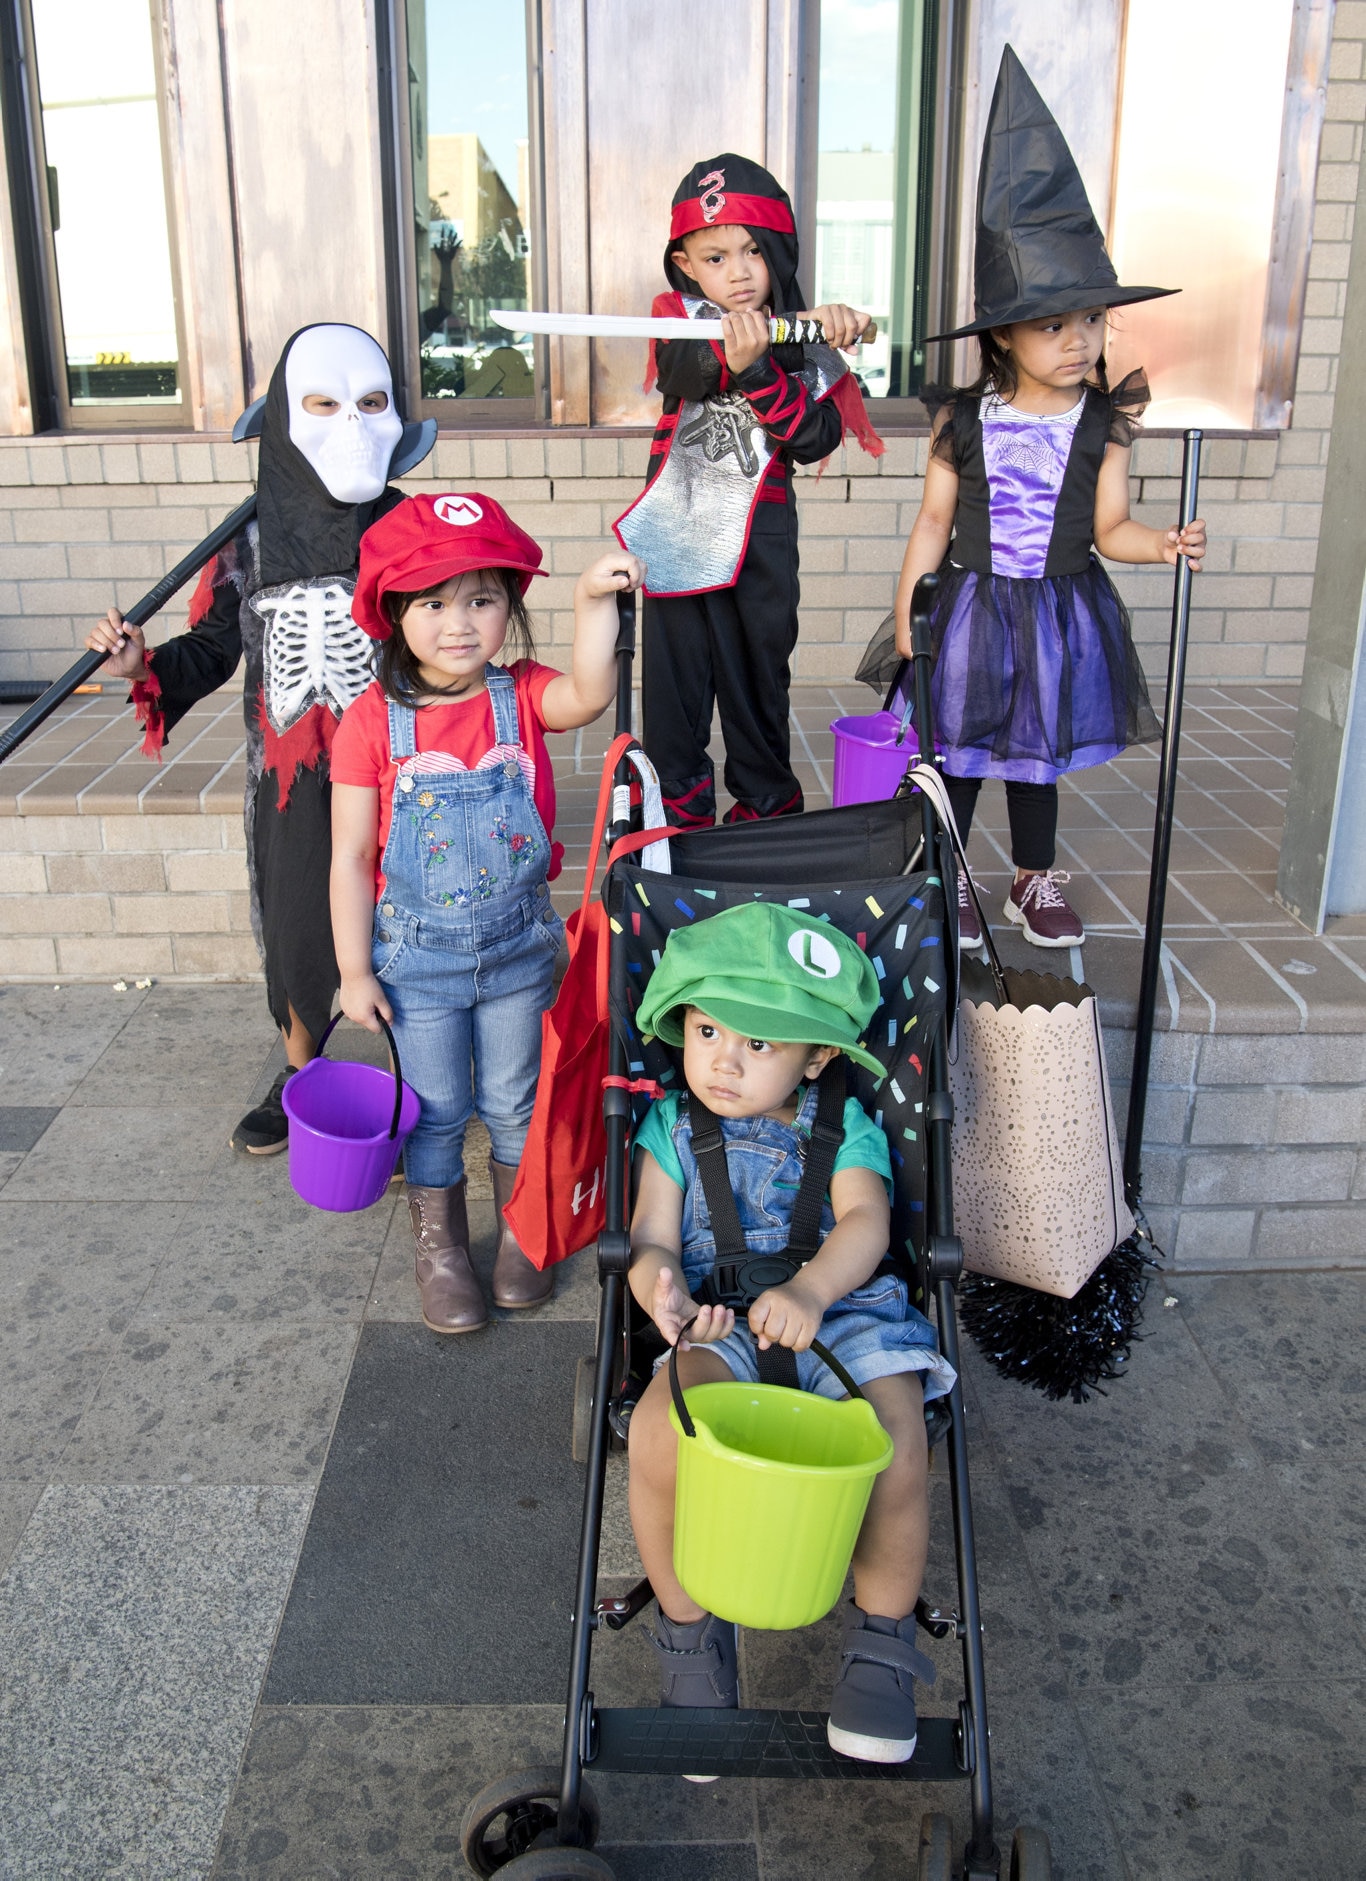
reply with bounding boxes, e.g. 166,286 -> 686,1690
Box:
636,902 -> 885,1076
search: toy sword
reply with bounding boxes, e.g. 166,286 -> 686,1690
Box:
491,309 -> 878,346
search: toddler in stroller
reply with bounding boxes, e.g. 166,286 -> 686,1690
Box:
625,900 -> 956,1763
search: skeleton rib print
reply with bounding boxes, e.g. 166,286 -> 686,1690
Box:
255,579 -> 376,732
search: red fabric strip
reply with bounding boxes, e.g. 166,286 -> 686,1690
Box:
670,194 -> 795,241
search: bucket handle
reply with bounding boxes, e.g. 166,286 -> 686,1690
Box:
668,1314 -> 866,1439
314,1011 -> 407,1141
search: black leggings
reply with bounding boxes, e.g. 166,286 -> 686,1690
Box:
943,776 -> 1057,873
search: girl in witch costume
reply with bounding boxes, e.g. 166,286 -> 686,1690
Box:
860,48 -> 1205,950
85,324 -> 434,1154
615,155 -> 884,830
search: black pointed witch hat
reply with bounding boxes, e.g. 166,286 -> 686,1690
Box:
928,45 -> 1176,343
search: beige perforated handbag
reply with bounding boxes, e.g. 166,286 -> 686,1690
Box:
907,766 -> 1134,1299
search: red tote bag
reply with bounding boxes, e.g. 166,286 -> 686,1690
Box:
503,736 -> 668,1270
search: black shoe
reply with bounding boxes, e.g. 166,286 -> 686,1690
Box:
230,1069 -> 295,1155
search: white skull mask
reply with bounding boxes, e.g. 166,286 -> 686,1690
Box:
285,325 -> 403,505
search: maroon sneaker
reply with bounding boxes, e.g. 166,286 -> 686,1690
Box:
1005,871 -> 1084,948
956,869 -> 983,951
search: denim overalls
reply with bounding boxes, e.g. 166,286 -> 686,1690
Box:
371,665 -> 564,1188
665,1088 -> 957,1403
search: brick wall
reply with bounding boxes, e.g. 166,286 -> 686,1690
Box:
0,807 -> 254,982
2,5 -> 1365,691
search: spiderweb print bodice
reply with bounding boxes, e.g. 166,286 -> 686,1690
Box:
979,392 -> 1087,578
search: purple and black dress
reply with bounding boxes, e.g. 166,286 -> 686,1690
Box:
863,371 -> 1160,783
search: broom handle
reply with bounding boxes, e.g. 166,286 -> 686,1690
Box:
1123,430 -> 1203,1208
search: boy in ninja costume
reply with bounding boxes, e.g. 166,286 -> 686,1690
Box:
86,323 -> 434,1154
614,155 -> 883,829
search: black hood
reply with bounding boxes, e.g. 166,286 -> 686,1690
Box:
255,324 -> 401,589
665,155 -> 807,368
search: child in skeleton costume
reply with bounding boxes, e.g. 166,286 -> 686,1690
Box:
85,324 -> 434,1153
614,155 -> 884,830
859,49 -> 1205,950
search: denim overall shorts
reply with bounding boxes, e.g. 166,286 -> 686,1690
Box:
372,665 -> 564,1187
667,1088 -> 956,1403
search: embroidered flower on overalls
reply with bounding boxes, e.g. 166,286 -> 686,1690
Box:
471,865 -> 498,900
426,836 -> 453,866
491,815 -> 539,869
417,790 -> 436,808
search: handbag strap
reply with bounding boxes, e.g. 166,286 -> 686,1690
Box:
905,761 -> 1009,1005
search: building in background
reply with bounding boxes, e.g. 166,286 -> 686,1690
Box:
0,0 -> 1361,923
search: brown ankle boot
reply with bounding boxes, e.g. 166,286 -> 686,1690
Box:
406,1180 -> 486,1333
489,1158 -> 554,1308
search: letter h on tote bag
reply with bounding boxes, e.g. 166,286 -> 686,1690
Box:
503,737 -> 669,1269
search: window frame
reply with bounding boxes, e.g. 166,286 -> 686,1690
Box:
2,0 -> 192,432
383,0 -> 548,430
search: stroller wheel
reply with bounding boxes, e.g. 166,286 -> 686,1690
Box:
1009,1825 -> 1053,1879
917,1810 -> 953,1881
460,1765 -> 601,1876
499,1852 -> 616,1878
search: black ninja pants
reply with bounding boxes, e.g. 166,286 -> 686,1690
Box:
641,504 -> 804,826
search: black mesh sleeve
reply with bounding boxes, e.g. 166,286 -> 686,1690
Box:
921,387 -> 959,467
1107,368 -> 1150,447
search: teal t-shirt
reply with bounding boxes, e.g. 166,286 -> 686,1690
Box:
635,1089 -> 893,1198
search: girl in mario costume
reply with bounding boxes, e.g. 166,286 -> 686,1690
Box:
615,155 -> 884,829
330,492 -> 642,1333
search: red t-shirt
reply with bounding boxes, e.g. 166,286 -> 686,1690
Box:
331,662 -> 563,898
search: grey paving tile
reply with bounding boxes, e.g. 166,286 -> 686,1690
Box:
56,1321 -> 357,1485
209,1703 -> 755,1879
0,1151 -> 24,1192
1074,1679 -> 1366,1880
1173,1272 -> 1366,1636
0,1484 -> 310,1881
0,1479 -> 41,1574
962,1302 -> 1349,1695
0,983 -> 147,1107
1,1102 -> 239,1201
0,1200 -> 181,1336
263,1321 -> 589,1705
132,1193 -> 391,1324
70,984 -> 276,1107
0,1322 -> 112,1478
0,1106 -> 59,1151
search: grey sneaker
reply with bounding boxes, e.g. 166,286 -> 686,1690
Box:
646,1606 -> 738,1784
826,1609 -> 936,1764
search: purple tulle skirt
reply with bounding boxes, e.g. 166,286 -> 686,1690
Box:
859,559 -> 1161,786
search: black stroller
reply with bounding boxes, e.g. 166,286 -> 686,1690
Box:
460,590 -> 1052,1880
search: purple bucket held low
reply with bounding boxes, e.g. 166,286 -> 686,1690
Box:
830,711 -> 913,807
282,1014 -> 420,1212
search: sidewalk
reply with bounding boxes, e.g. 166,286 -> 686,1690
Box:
0,687 -> 1363,1878
0,985 -> 1362,1878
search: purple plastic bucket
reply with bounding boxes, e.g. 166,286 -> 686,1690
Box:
282,1014 -> 420,1212
830,711 -> 912,806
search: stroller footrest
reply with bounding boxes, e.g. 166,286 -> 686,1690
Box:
589,1707 -> 962,1782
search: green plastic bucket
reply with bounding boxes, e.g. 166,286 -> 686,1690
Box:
667,1339 -> 893,1631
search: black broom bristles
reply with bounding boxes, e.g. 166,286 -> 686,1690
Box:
958,1226 -> 1162,1404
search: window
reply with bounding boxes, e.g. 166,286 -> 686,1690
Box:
400,0 -> 537,413
3,0 -> 187,426
815,0 -> 938,403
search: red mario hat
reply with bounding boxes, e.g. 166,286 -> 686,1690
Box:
351,492 -> 546,640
